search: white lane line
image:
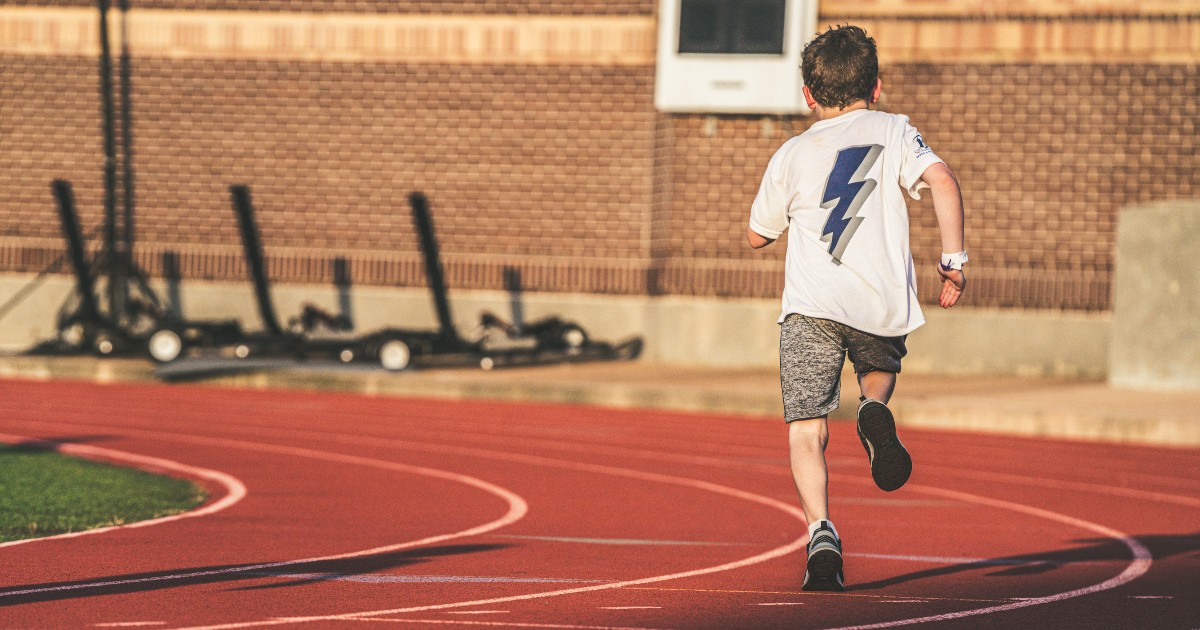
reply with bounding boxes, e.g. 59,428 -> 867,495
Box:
624,586 -> 1016,604
242,572 -> 609,584
916,467 -> 1200,509
0,434 -> 246,550
94,624 -> 168,628
499,535 -> 754,547
362,619 -> 672,629
819,477 -> 1154,630
846,552 -> 1109,567
11,418 -> 1156,629
168,444 -> 812,630
177,439 -> 1153,630
0,433 -> 527,600
197,411 -> 1200,511
1,419 -> 807,630
838,498 -> 955,507
99,415 -> 1200,511
1129,595 -> 1174,599
755,602 -> 803,606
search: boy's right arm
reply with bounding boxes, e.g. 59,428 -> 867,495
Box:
748,147 -> 789,249
920,162 -> 967,309
746,227 -> 775,249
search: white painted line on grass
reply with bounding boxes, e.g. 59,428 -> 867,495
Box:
0,434 -> 246,550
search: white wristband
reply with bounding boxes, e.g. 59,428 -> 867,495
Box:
940,251 -> 968,270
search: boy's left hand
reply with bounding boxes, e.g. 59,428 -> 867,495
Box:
936,265 -> 966,308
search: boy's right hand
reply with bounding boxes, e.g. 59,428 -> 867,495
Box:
936,265 -> 966,308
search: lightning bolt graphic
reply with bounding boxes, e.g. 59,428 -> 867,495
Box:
820,144 -> 883,264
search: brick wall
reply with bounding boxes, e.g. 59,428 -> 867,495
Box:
2,2 -> 1197,312
658,62 -> 1200,309
0,52 -> 659,291
0,1 -> 656,15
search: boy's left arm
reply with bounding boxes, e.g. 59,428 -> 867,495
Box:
920,162 -> 967,308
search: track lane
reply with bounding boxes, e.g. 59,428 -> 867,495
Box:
1,379 -> 1197,629
0,381 -> 809,627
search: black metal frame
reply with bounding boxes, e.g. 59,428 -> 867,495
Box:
156,186 -> 641,372
36,180 -> 245,360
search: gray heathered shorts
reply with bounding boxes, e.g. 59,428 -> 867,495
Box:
780,313 -> 908,422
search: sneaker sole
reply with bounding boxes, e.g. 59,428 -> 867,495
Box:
804,548 -> 844,592
802,573 -> 844,592
857,402 -> 912,492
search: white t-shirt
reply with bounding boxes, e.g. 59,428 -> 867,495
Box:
749,109 -> 944,337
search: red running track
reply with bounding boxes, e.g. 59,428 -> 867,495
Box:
0,378 -> 1197,629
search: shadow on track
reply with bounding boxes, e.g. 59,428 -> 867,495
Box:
0,544 -> 511,606
849,533 -> 1200,591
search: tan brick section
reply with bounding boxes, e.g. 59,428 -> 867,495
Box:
1,2 -> 1197,311
821,0 -> 1198,17
3,6 -> 1198,64
0,1 -> 656,15
846,16 -> 1200,64
0,8 -> 656,65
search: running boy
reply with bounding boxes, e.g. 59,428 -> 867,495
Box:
746,25 -> 967,592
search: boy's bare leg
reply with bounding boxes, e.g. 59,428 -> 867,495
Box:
857,370 -> 897,403
788,417 -> 830,523
792,415 -> 845,591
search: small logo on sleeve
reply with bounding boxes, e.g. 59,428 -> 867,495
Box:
913,135 -> 933,157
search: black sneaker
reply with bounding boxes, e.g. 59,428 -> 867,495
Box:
802,521 -> 844,592
857,399 -> 912,492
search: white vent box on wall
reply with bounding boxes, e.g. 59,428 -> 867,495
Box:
655,0 -> 819,114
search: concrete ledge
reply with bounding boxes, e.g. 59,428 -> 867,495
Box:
898,403 -> 1200,447
2,274 -> 1112,376
2,355 -> 1196,449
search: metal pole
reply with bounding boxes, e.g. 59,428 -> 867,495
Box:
53,181 -> 103,326
118,0 -> 136,280
333,257 -> 353,329
409,192 -> 458,344
230,185 -> 284,337
97,0 -> 124,321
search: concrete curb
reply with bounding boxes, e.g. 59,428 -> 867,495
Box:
2,355 -> 1196,449
893,401 -> 1200,449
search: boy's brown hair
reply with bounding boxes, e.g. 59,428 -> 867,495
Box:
801,25 -> 879,109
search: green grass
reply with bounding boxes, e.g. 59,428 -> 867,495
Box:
0,444 -> 208,542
